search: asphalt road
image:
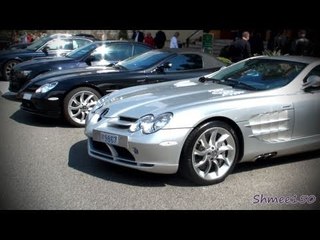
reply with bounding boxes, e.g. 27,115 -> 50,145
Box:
0,81 -> 319,210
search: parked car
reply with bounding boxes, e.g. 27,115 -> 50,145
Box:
84,55 -> 320,185
7,33 -> 97,50
74,33 -> 99,41
18,49 -> 225,127
9,40 -> 153,93
0,38 -> 11,50
0,34 -> 93,81
7,42 -> 30,50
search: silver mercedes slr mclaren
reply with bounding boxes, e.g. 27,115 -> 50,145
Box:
85,55 -> 320,185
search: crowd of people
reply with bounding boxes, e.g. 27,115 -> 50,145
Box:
131,30 -> 182,49
4,30 -> 319,61
220,29 -> 317,63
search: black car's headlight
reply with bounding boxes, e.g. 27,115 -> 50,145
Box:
129,112 -> 173,134
35,82 -> 58,94
21,70 -> 32,76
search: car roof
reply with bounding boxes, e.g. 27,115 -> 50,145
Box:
94,40 -> 150,45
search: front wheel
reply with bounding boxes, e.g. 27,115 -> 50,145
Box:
179,121 -> 240,185
63,87 -> 101,127
2,60 -> 20,81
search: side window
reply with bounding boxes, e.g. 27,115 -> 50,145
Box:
133,45 -> 151,56
90,44 -> 132,62
45,39 -> 73,50
108,44 -> 132,61
73,39 -> 91,49
166,54 -> 203,72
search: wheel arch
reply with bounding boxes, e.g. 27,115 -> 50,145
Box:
179,116 -> 244,164
2,58 -> 22,68
62,83 -> 104,101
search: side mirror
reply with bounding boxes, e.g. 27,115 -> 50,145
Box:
42,46 -> 49,56
162,62 -> 172,69
85,55 -> 96,66
220,66 -> 227,70
302,75 -> 320,90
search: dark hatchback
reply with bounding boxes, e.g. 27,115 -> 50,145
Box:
0,34 -> 93,81
18,49 -> 225,127
9,40 -> 153,92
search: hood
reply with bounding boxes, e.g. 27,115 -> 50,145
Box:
30,66 -> 120,84
0,48 -> 34,58
103,79 -> 249,118
15,57 -> 74,70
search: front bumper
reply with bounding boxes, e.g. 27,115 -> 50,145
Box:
20,91 -> 62,118
85,125 -> 192,174
9,70 -> 30,92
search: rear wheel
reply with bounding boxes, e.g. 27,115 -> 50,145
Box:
63,87 -> 101,127
2,60 -> 20,81
179,121 -> 239,185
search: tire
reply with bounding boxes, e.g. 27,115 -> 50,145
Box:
179,121 -> 240,185
63,87 -> 101,127
2,60 -> 20,81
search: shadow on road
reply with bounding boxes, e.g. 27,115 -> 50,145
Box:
68,140 -> 193,187
68,140 -> 320,187
10,109 -> 72,128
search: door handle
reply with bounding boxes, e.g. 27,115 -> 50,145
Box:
137,79 -> 146,83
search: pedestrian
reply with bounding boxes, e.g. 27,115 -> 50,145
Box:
132,30 -> 144,42
154,30 -> 166,49
230,31 -> 251,62
291,30 -> 311,56
170,32 -> 179,48
143,32 -> 155,47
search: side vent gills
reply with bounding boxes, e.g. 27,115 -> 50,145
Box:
253,152 -> 277,161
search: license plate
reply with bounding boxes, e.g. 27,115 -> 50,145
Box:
23,93 -> 32,100
100,132 -> 119,145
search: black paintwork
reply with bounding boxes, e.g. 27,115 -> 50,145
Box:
0,34 -> 93,80
19,49 -> 225,119
9,41 -> 153,92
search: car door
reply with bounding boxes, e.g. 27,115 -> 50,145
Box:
292,64 -> 320,139
145,53 -> 209,83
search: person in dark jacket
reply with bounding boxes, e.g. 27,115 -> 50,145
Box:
154,30 -> 167,49
132,30 -> 144,42
291,30 -> 311,56
230,31 -> 251,62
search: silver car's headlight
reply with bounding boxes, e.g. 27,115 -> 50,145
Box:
35,82 -> 58,94
129,112 -> 173,134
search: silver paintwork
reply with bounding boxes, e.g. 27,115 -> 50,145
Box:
85,56 -> 320,175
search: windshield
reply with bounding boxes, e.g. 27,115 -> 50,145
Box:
26,35 -> 51,51
116,51 -> 172,71
205,58 -> 307,90
66,42 -> 99,59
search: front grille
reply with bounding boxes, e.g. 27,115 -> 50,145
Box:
91,138 -> 135,162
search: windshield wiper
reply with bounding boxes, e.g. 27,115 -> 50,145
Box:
207,78 -> 257,91
220,79 -> 257,90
